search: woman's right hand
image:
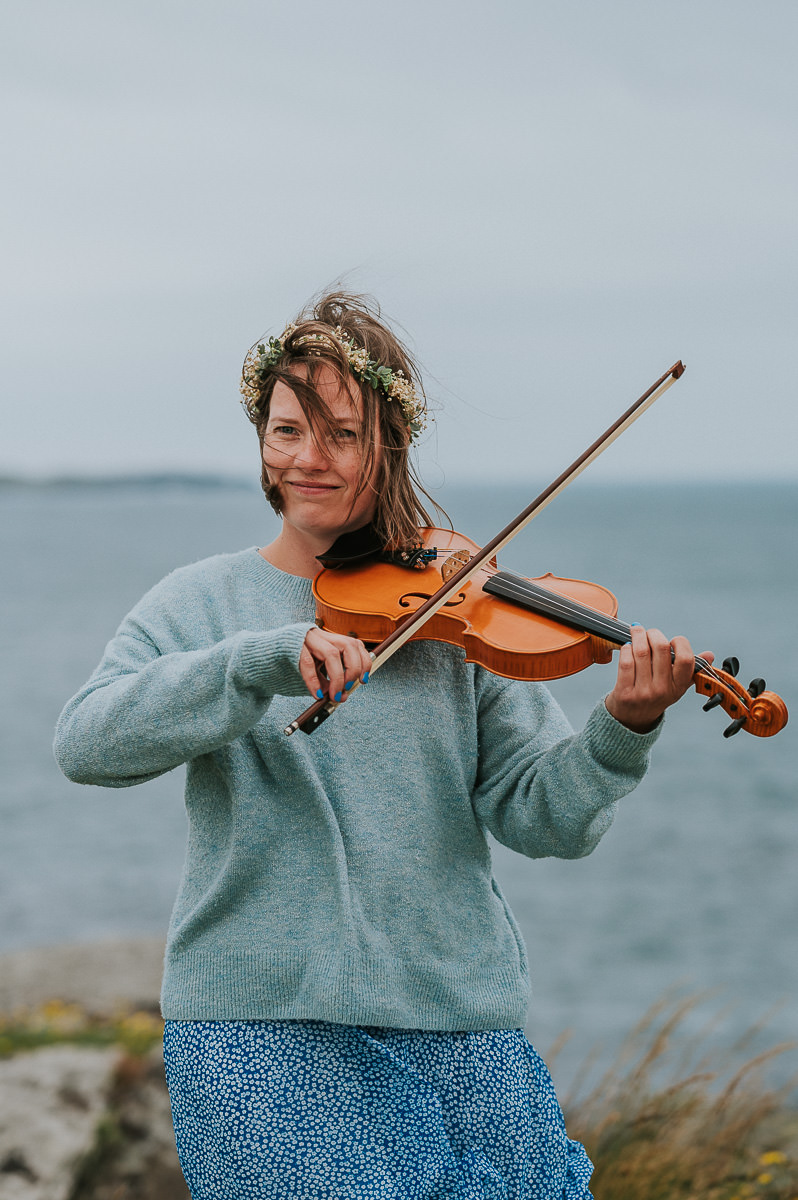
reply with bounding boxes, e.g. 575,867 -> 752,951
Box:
299,628 -> 373,703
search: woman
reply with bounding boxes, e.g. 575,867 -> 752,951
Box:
55,291 -> 704,1199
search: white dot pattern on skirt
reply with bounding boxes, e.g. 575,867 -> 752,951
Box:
164,1020 -> 593,1199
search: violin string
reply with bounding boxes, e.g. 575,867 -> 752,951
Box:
491,570 -> 632,643
488,569 -> 741,702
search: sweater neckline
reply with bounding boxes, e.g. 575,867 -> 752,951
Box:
236,548 -> 316,603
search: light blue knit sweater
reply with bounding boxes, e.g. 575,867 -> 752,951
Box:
54,548 -> 660,1030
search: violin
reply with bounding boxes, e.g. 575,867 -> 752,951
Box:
300,525 -> 787,740
284,362 -> 789,740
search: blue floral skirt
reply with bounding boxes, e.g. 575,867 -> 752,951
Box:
163,1019 -> 593,1199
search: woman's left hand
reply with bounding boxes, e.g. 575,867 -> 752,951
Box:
604,626 -> 714,734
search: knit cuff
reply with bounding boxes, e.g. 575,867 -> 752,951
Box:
233,623 -> 315,698
580,698 -> 663,771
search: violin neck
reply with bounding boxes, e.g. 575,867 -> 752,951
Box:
484,571 -> 632,646
486,570 -> 719,680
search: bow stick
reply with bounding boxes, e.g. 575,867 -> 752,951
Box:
285,361 -> 685,736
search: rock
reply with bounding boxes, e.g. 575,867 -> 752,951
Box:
0,942 -> 189,1199
70,1047 -> 190,1200
0,1044 -> 117,1200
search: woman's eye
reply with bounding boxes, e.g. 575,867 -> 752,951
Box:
334,428 -> 357,441
272,426 -> 299,437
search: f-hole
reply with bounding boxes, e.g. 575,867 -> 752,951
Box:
399,591 -> 467,609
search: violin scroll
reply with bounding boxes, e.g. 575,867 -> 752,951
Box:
694,659 -> 789,738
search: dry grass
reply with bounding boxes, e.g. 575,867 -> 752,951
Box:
559,994 -> 798,1200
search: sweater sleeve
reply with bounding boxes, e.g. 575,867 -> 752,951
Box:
471,672 -> 662,860
53,608 -> 313,789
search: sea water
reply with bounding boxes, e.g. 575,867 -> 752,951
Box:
1,479 -> 795,1081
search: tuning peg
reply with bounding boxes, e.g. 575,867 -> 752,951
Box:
722,657 -> 740,677
748,678 -> 766,698
723,716 -> 747,738
703,693 -> 724,712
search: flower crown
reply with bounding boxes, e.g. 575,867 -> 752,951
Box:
240,323 -> 428,442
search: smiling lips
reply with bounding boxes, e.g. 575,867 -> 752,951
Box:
286,480 -> 340,496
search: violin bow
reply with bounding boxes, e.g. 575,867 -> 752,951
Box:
285,361 -> 685,736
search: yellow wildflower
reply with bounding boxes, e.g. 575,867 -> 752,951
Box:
117,1010 -> 163,1056
759,1150 -> 787,1165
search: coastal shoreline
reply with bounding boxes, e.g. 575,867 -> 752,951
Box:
0,938 -> 165,1015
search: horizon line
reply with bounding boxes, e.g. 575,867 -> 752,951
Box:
1,471 -> 796,490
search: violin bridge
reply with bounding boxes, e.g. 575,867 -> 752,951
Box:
441,550 -> 471,582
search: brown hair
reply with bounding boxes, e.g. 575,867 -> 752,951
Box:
242,289 -> 447,550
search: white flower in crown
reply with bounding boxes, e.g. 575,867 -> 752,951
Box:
240,323 -> 428,441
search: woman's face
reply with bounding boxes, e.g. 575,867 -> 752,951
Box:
261,364 -> 381,547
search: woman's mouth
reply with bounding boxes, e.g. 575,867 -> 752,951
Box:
287,481 -> 340,497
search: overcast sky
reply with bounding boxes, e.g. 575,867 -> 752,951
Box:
3,0 -> 797,485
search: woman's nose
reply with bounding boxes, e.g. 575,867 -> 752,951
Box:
292,435 -> 332,468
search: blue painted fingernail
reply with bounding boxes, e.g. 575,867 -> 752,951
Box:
631,622 -> 643,627
362,672 -> 370,684
334,691 -> 342,702
316,689 -> 324,699
345,680 -> 354,691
